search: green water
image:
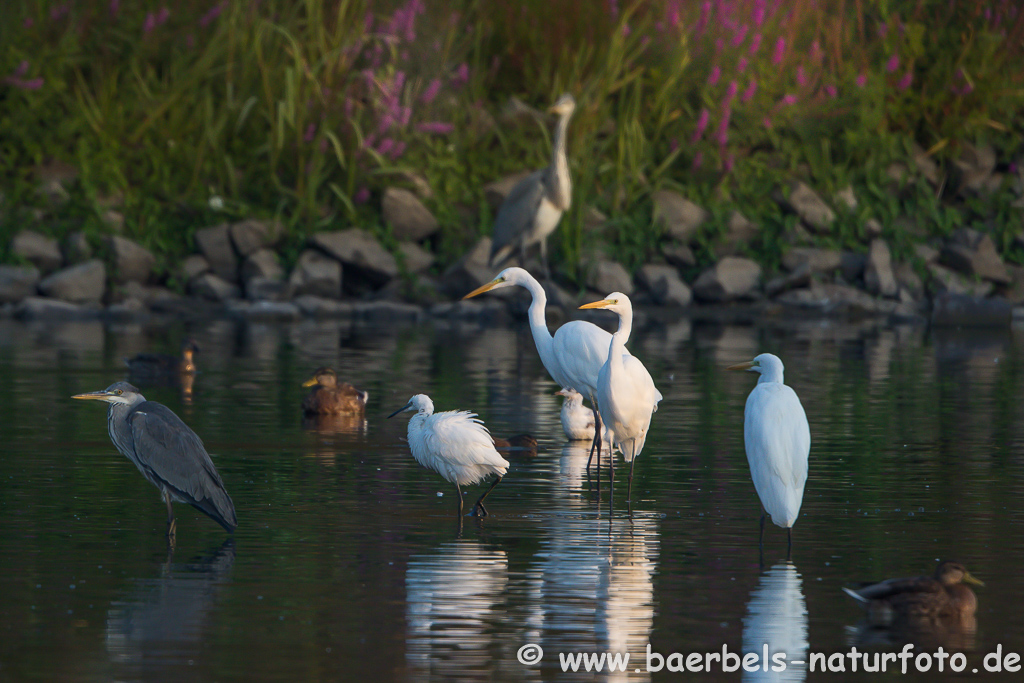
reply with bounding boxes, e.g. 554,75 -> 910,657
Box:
1,313 -> 1023,682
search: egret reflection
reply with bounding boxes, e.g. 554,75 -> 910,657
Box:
742,562 -> 808,683
106,541 -> 235,672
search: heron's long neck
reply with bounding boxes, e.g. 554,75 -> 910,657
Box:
550,113 -> 572,210
607,309 -> 632,377
757,367 -> 784,385
521,275 -> 557,374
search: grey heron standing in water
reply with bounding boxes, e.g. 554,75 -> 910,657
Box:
72,382 -> 237,540
489,93 -> 576,277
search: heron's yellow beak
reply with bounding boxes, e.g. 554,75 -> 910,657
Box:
962,571 -> 985,587
727,361 -> 756,371
72,391 -> 112,401
579,299 -> 613,310
301,377 -> 319,388
463,278 -> 501,300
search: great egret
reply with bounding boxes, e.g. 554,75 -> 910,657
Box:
301,367 -> 369,415
463,266 -> 628,471
728,353 -> 809,553
578,293 -> 662,502
842,561 -> 983,623
388,394 -> 509,517
489,93 -> 575,276
72,382 -> 237,539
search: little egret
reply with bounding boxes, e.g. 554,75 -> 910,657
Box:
388,394 -> 509,517
462,267 -> 635,473
555,389 -> 613,451
728,353 -> 810,553
578,293 -> 662,503
72,382 -> 236,540
301,367 -> 368,415
842,561 -> 983,623
489,93 -> 575,276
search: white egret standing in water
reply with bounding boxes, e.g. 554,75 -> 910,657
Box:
578,293 -> 662,503
728,354 -> 810,554
388,394 -> 509,517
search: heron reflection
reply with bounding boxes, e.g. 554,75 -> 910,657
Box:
742,562 -> 808,683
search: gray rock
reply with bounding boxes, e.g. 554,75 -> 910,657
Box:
38,260 -> 106,303
105,297 -> 147,319
382,187 -> 439,241
15,296 -> 98,320
927,263 -> 993,298
886,163 -> 910,187
939,228 -> 1010,284
230,219 -> 283,257
294,295 -> 354,318
638,264 -> 691,307
895,262 -> 925,301
33,162 -> 77,208
179,254 -> 211,282
781,247 -> 842,274
189,272 -> 241,301
0,265 -> 40,303
289,250 -> 342,299
777,282 -> 878,315
1004,265 -> 1024,305
245,277 -> 290,301
354,300 -> 424,322
785,181 -> 835,233
953,143 -> 996,195
912,143 -> 942,186
863,218 -> 883,239
228,300 -> 301,321
913,244 -> 940,264
692,256 -> 761,302
441,237 -> 496,298
310,229 -> 399,287
105,235 -> 155,283
119,281 -> 180,307
932,293 -> 1011,327
395,171 -> 433,199
713,211 -> 759,258
662,243 -> 696,268
11,230 -> 62,274
765,263 -> 811,297
835,186 -> 858,210
587,261 -> 634,296
242,249 -> 284,281
397,241 -> 436,274
63,231 -> 92,264
840,252 -> 867,283
100,210 -> 125,232
864,239 -> 898,298
483,171 -> 533,213
652,190 -> 708,243
194,224 -> 239,282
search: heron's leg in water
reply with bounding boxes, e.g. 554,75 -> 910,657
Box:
472,476 -> 502,517
626,442 -> 637,502
586,407 -> 602,470
164,490 -> 176,539
455,484 -> 464,517
759,512 -> 767,552
787,527 -> 793,559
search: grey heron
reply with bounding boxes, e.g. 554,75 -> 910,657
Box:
72,382 -> 237,539
489,93 -> 576,276
301,367 -> 369,415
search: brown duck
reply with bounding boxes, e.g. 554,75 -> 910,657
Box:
126,339 -> 199,375
492,434 -> 538,456
301,367 -> 368,415
843,561 -> 983,624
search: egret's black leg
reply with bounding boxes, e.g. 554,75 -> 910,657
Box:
759,512 -> 766,552
626,443 -> 637,503
472,476 -> 502,517
455,484 -> 464,517
164,490 -> 176,540
787,527 -> 793,559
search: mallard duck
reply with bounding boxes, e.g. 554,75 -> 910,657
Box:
301,367 -> 368,415
126,339 -> 199,376
843,561 -> 983,624
492,433 -> 538,456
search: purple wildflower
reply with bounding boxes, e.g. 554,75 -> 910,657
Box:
377,138 -> 395,156
763,117 -> 773,130
780,93 -> 797,106
416,121 -> 455,135
144,12 -> 157,33
390,141 -> 406,160
724,153 -> 735,173
886,54 -> 899,72
897,70 -> 913,90
725,80 -> 739,102
753,3 -> 765,27
737,57 -> 748,73
749,33 -> 762,55
304,123 -> 316,143
421,78 -> 442,105
825,84 -> 838,98
692,151 -> 704,169
110,0 -> 120,17
732,24 -> 749,47
878,22 -> 888,37
622,23 -> 631,37
695,1 -> 712,35
23,17 -> 33,28
13,61 -> 29,78
199,1 -> 227,28
796,66 -> 806,87
608,0 -> 620,19
742,79 -> 758,102
855,73 -> 867,87
708,64 -> 721,86
354,187 -> 371,204
451,63 -> 469,88
157,7 -> 170,24
692,108 -> 710,143
50,3 -> 70,21
772,37 -> 786,65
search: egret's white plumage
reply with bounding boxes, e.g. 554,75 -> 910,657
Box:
555,388 -> 614,450
578,293 -> 662,500
389,394 -> 509,516
729,354 -> 810,544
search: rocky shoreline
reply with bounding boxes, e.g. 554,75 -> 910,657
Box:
3,143 -> 1023,328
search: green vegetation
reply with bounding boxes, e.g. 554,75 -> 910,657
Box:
1,0 -> 1022,281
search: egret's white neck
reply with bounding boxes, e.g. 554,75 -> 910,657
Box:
756,364 -> 784,385
606,306 -> 632,375
550,113 -> 572,210
519,274 -> 557,375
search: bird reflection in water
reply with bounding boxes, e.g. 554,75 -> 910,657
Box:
106,540 -> 235,673
406,541 -> 510,682
742,562 -> 808,683
126,339 -> 200,405
843,561 -> 982,651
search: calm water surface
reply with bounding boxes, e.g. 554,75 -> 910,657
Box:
2,309 -> 1024,682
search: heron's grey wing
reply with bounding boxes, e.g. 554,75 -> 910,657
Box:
489,169 -> 546,265
128,402 -> 237,531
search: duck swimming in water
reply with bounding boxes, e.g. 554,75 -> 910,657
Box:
301,367 -> 369,415
843,561 -> 983,624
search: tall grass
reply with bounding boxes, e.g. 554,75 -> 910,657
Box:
1,0 -> 1022,274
